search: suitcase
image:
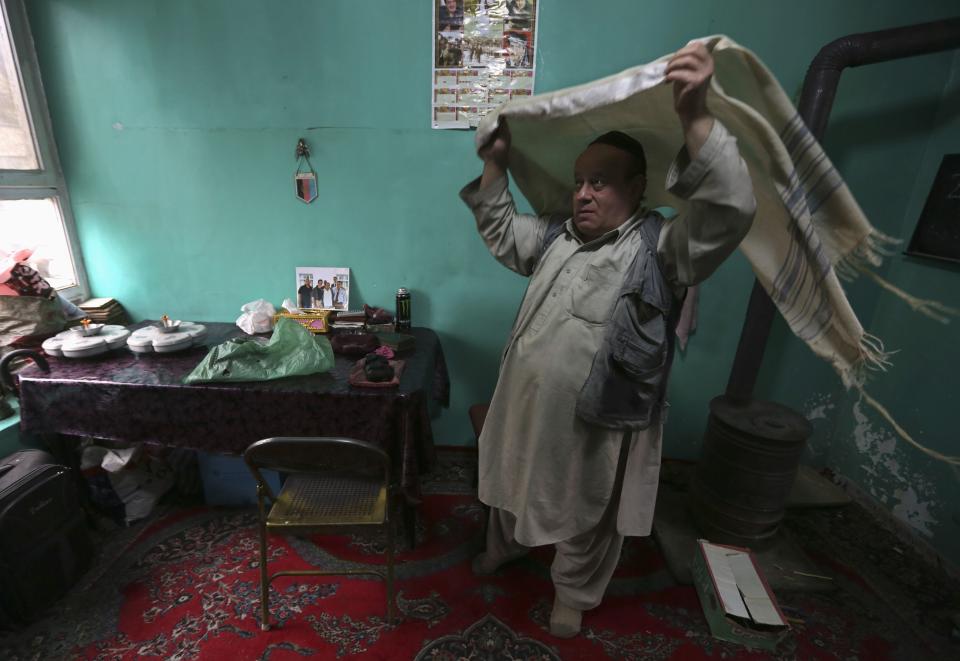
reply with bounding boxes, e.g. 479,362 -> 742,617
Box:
0,449 -> 92,627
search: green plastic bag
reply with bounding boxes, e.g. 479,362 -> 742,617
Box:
184,317 -> 334,384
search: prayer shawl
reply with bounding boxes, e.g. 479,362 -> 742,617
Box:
475,35 -> 957,464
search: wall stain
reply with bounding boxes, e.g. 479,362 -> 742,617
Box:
850,400 -> 938,537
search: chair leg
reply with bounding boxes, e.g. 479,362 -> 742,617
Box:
259,520 -> 271,631
403,502 -> 416,550
386,520 -> 396,624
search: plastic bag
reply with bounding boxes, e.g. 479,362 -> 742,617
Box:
80,442 -> 176,525
236,298 -> 276,334
184,316 -> 334,384
0,295 -> 67,350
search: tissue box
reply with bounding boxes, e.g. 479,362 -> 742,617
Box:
273,310 -> 331,333
197,451 -> 281,506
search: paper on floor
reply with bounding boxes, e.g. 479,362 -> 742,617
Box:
698,540 -> 786,628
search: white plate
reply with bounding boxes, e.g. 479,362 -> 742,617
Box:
43,325 -> 131,358
126,322 -> 207,354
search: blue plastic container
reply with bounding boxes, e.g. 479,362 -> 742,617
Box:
197,451 -> 282,506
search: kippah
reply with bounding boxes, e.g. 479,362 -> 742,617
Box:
589,131 -> 647,175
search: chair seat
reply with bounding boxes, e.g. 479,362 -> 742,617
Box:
267,473 -> 387,527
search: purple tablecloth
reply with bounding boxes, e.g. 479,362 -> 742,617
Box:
17,322 -> 450,501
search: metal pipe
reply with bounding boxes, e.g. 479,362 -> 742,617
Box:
798,17 -> 960,140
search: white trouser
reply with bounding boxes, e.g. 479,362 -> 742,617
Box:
482,431 -> 630,610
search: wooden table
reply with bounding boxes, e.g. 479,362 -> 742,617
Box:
16,322 -> 449,505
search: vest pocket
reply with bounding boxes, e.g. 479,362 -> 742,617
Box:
612,328 -> 666,380
575,320 -> 668,429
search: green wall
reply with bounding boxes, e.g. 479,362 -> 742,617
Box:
24,1 -> 960,564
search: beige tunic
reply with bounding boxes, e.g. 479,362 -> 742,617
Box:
460,120 -> 756,546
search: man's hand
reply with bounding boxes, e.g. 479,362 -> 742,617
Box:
665,41 -> 715,157
479,119 -> 511,189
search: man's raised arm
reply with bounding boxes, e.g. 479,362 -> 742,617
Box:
659,41 -> 757,287
460,119 -> 549,277
479,120 -> 511,189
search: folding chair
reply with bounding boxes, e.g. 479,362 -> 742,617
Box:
243,436 -> 396,630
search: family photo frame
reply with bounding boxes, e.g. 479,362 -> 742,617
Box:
295,267 -> 350,311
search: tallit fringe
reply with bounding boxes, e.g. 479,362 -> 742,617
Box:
835,230 -> 890,280
859,331 -> 896,372
855,385 -> 960,467
839,332 -> 895,389
838,229 -> 900,270
836,231 -> 958,324
834,258 -> 859,282
864,228 -> 900,256
827,231 -> 959,466
856,265 -> 959,324
835,336 -> 958,466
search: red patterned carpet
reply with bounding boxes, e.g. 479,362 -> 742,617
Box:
0,454 -> 954,660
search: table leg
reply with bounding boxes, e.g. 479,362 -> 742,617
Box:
40,433 -> 93,511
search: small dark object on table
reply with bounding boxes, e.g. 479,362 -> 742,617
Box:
364,353 -> 395,382
334,310 -> 366,323
330,333 -> 380,356
364,304 -> 394,325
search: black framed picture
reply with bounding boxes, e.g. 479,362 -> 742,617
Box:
905,154 -> 960,264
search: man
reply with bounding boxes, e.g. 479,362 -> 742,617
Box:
459,42 -> 756,638
297,277 -> 313,310
313,279 -> 325,309
332,280 -> 346,309
326,280 -> 335,308
506,33 -> 531,69
438,0 -> 463,32
506,0 -> 532,31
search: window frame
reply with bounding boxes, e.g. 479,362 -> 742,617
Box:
0,0 -> 89,302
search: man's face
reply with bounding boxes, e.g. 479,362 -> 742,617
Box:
445,0 -> 457,12
572,144 -> 645,240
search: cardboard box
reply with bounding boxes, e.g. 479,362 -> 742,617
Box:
692,539 -> 791,652
197,451 -> 281,506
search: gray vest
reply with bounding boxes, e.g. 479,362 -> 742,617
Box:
538,210 -> 683,430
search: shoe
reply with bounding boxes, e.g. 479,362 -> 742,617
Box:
549,594 -> 582,638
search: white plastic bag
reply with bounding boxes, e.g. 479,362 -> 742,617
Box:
236,298 -> 276,334
81,443 -> 176,525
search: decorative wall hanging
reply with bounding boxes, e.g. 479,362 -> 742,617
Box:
294,138 -> 318,203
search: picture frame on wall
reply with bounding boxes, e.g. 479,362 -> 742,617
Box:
295,267 -> 350,310
905,154 -> 960,264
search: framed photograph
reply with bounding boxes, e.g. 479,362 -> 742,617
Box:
295,267 -> 350,310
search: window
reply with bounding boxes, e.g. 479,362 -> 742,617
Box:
0,0 -> 87,301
